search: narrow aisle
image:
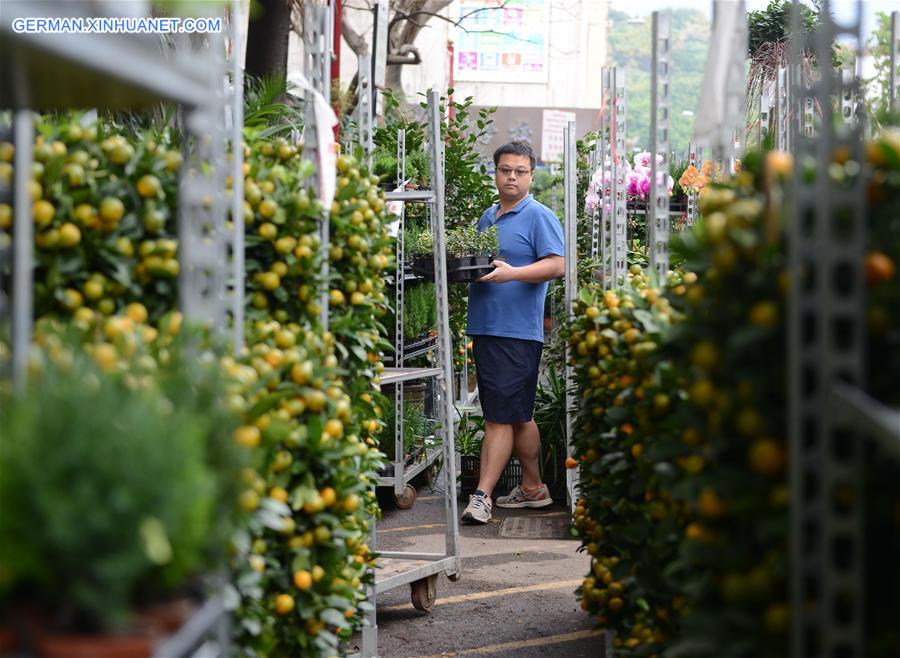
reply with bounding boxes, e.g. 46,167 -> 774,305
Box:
352,488 -> 604,658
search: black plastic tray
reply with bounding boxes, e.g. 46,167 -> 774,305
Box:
409,255 -> 503,283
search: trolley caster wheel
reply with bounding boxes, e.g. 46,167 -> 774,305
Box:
393,484 -> 417,509
410,574 -> 438,612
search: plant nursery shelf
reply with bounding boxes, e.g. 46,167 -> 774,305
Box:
1,1 -> 210,110
384,190 -> 436,202
380,367 -> 443,385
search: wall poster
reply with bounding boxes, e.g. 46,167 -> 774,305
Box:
452,0 -> 550,84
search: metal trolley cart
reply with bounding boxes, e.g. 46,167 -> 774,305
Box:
378,127 -> 444,509
356,90 -> 462,658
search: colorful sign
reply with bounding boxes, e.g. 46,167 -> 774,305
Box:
452,0 -> 549,83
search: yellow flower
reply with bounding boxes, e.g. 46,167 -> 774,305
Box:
678,164 -> 699,189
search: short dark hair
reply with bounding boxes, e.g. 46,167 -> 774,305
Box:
493,141 -> 536,170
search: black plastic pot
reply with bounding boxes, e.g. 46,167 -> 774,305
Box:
409,255 -> 504,284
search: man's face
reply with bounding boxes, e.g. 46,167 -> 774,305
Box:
495,154 -> 533,200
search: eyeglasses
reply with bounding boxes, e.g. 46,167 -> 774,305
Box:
496,166 -> 533,178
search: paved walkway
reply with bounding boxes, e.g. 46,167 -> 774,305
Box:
350,482 -> 605,658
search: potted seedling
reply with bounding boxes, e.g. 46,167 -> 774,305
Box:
406,149 -> 431,189
372,150 -> 400,190
408,225 -> 503,283
444,223 -> 503,282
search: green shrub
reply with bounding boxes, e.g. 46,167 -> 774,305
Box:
0,335 -> 234,633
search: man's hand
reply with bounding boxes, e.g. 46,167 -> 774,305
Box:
478,255 -> 564,284
478,259 -> 518,283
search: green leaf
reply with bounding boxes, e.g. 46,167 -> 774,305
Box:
320,608 -> 350,629
308,414 -> 323,444
244,388 -> 293,420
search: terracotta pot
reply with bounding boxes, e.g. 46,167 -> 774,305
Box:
34,633 -> 153,658
135,597 -> 194,635
0,627 -> 18,654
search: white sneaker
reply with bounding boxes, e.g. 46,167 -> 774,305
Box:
495,483 -> 553,509
461,493 -> 492,524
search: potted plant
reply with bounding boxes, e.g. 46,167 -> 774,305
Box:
0,333 -> 242,658
406,150 -> 431,189
379,398 -> 428,468
409,224 -> 502,283
455,413 -> 485,498
372,150 -> 399,190
533,367 -> 568,501
454,412 -> 523,499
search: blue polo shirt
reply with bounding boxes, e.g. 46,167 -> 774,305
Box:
466,194 -> 564,342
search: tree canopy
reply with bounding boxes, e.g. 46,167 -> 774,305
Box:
606,8 -> 711,156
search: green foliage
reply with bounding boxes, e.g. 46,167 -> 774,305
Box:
381,398 -> 427,462
0,333 -> 237,633
533,367 -> 568,496
372,151 -> 398,185
670,158 -> 689,201
406,225 -> 434,255
406,223 -> 498,258
437,92 -> 498,229
406,150 -> 431,188
404,283 -> 437,339
455,412 -> 485,457
445,224 -> 499,258
864,12 -> 900,126
532,167 -> 563,216
747,0 -> 819,57
243,75 -> 303,140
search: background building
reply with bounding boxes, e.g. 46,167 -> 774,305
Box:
336,0 -> 608,163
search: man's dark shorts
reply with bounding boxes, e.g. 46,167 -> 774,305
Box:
472,335 -> 543,424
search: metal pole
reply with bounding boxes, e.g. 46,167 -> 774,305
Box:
177,16 -> 228,334
427,90 -> 461,574
231,0 -> 245,355
776,65 -> 789,151
11,111 -> 33,391
563,121 -> 578,510
373,1 -> 389,90
394,129 -> 406,496
649,10 -> 671,284
303,2 -> 329,329
686,142 -> 698,226
611,68 -> 627,286
788,2 -> 865,657
840,65 -> 857,126
357,53 -> 374,168
590,140 -> 600,262
600,68 -> 613,282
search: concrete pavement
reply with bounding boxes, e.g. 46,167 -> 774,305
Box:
349,482 -> 605,658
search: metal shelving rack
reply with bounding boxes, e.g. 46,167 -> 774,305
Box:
358,90 -> 461,658
0,1 -> 240,655
563,121 -> 578,512
378,127 -> 445,509
787,2 -> 874,656
648,10 -> 671,284
598,66 -> 627,287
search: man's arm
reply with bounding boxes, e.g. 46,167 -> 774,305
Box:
478,255 -> 565,284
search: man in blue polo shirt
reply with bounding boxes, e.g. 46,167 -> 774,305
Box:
461,141 -> 565,525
